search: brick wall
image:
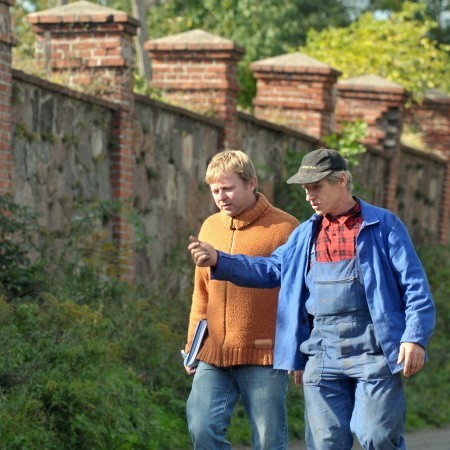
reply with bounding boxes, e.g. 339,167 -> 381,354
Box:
251,52 -> 341,139
0,0 -> 15,194
404,91 -> 450,156
145,30 -> 244,150
335,74 -> 409,212
403,92 -> 450,244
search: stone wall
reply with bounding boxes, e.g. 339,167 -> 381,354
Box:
1,1 -> 449,286
11,70 -> 116,253
133,96 -> 222,284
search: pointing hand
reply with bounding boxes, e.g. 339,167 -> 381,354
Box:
188,236 -> 218,267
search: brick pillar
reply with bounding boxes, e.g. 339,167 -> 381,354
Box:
405,90 -> 450,156
0,0 -> 15,195
440,159 -> 450,245
28,1 -> 139,281
336,75 -> 408,151
250,52 -> 341,139
336,75 -> 408,212
403,91 -> 450,244
145,29 -> 244,150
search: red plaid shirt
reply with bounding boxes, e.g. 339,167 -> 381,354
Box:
315,200 -> 362,262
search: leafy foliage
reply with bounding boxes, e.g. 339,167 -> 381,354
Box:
302,2 -> 450,101
0,196 -> 193,449
0,195 -> 45,300
322,120 -> 368,167
404,245 -> 450,428
361,0 -> 450,45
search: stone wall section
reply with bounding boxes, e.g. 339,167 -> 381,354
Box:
11,70 -> 115,253
236,112 -> 318,202
397,146 -> 446,244
133,96 -> 222,284
28,1 -> 139,280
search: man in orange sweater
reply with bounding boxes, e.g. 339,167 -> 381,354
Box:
184,150 -> 298,450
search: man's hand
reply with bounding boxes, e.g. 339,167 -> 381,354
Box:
184,366 -> 196,375
188,236 -> 218,267
397,342 -> 425,377
289,370 -> 304,387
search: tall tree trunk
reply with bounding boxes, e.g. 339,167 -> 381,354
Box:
132,0 -> 151,79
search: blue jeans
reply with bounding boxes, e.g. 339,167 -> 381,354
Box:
187,362 -> 289,450
304,375 -> 406,450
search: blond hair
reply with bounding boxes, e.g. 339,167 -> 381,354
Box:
205,150 -> 258,191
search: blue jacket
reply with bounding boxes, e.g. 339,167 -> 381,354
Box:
213,199 -> 435,373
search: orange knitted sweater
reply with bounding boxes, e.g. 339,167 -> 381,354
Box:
186,193 -> 298,367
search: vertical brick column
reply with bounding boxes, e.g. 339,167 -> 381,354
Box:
145,29 -> 244,150
0,0 -> 15,194
28,1 -> 139,281
336,75 -> 408,211
405,91 -> 450,245
336,75 -> 408,151
440,159 -> 450,245
250,52 -> 341,139
405,91 -> 450,155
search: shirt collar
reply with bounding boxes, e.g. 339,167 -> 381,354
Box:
322,198 -> 361,227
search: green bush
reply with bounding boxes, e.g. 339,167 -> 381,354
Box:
0,195 -> 45,301
404,246 -> 450,430
0,196 -> 193,449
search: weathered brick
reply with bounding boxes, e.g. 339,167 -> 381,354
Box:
145,30 -> 244,149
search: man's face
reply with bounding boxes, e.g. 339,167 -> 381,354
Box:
302,176 -> 346,216
209,171 -> 257,217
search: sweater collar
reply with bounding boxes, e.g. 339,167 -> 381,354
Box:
221,193 -> 270,230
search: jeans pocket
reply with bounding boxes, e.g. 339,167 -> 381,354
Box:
363,353 -> 392,380
303,353 -> 323,385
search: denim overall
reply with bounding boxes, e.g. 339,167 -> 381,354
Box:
300,253 -> 407,450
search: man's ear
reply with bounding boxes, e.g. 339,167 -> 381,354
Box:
249,176 -> 258,191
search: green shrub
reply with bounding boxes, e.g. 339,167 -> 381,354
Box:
0,196 -> 193,449
0,195 -> 45,301
404,246 -> 450,429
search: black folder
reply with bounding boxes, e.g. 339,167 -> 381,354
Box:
182,319 -> 208,368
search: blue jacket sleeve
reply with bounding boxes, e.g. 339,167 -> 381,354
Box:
211,245 -> 284,288
387,219 -> 436,348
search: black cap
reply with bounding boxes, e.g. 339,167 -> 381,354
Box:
286,148 -> 348,184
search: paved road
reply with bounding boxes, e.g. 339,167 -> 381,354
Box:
234,426 -> 450,449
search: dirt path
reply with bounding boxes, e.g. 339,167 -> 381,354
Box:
234,426 -> 450,449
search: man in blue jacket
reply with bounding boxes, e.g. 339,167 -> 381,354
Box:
188,148 -> 435,450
